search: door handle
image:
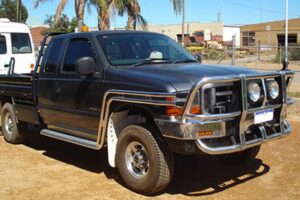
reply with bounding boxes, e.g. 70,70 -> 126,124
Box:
55,82 -> 61,94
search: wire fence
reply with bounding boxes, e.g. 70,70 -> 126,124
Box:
200,45 -> 300,71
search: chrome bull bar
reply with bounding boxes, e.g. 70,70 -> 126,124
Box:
180,70 -> 294,155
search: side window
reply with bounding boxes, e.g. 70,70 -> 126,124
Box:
11,33 -> 32,54
0,35 -> 7,54
44,38 -> 64,74
63,38 -> 95,72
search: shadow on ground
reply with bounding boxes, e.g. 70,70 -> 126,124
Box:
164,155 -> 269,196
22,127 -> 270,196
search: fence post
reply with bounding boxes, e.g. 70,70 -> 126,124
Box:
279,47 -> 282,64
258,40 -> 261,61
231,34 -> 236,66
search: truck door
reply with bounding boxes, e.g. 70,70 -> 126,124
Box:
0,34 -> 10,74
37,38 -> 64,126
54,37 -> 103,140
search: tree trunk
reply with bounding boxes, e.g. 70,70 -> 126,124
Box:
97,3 -> 110,30
75,0 -> 84,31
127,15 -> 134,30
54,0 -> 68,26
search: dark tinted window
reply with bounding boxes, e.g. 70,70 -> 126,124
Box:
11,33 -> 32,53
44,39 -> 63,73
63,38 -> 95,72
0,35 -> 7,54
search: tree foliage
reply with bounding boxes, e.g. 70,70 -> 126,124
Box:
42,14 -> 78,34
0,0 -> 28,23
34,0 -> 85,30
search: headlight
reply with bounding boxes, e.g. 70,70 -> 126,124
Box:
267,80 -> 279,99
248,82 -> 261,102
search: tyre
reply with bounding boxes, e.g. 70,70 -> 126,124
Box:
216,145 -> 261,165
1,103 -> 27,144
116,125 -> 174,195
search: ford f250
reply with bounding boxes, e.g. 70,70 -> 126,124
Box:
0,31 -> 294,194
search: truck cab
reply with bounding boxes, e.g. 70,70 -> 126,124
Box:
0,18 -> 35,74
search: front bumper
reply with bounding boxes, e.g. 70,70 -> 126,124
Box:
155,70 -> 294,155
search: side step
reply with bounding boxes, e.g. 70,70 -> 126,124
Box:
40,129 -> 100,150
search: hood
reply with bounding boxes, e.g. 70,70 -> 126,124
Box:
106,63 -> 259,93
105,63 -> 259,93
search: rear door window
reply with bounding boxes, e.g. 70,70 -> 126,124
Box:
11,33 -> 32,54
44,38 -> 64,74
0,35 -> 7,54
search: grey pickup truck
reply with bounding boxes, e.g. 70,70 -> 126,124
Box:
0,31 -> 294,194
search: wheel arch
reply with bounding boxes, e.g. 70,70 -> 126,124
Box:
0,96 -> 13,111
107,102 -> 163,168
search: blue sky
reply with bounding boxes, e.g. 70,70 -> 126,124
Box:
24,0 -> 300,27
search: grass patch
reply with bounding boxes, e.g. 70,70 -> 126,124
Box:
288,91 -> 300,98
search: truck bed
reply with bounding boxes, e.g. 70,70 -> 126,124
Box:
0,74 -> 34,103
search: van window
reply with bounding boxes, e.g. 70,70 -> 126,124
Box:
44,38 -> 64,74
0,35 -> 6,54
63,38 -> 95,72
11,33 -> 32,54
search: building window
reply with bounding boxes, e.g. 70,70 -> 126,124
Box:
242,32 -> 255,46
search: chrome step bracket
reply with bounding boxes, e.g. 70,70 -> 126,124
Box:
40,129 -> 100,150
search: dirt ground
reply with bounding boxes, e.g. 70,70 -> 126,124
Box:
0,101 -> 300,200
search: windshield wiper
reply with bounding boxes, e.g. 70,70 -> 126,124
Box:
172,58 -> 198,63
130,58 -> 172,67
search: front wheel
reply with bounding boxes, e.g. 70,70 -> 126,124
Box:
1,103 -> 27,144
116,125 -> 174,195
216,146 -> 261,165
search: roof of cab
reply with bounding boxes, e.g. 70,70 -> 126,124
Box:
52,30 -> 162,39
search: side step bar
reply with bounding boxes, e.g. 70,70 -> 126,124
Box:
40,129 -> 100,150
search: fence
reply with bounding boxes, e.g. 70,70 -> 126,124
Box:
200,45 -> 300,71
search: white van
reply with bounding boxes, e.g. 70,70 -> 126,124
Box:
0,18 -> 35,74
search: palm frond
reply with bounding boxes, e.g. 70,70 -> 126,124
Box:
136,14 -> 147,30
34,0 -> 50,9
171,0 -> 182,15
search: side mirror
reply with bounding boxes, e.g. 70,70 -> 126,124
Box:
75,57 -> 97,76
194,53 -> 202,63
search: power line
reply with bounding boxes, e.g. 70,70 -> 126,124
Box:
222,0 -> 300,17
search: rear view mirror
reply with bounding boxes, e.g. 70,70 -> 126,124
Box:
75,57 -> 97,76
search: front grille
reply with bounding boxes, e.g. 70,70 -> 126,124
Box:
202,82 -> 241,114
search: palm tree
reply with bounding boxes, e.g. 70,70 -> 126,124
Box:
34,0 -> 85,31
88,0 -> 126,30
118,0 -> 147,30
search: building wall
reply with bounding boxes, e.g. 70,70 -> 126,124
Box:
223,26 -> 240,47
240,18 -> 300,46
30,26 -> 48,49
146,22 -> 223,41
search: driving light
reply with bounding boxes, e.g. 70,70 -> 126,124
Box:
267,80 -> 279,99
248,82 -> 261,102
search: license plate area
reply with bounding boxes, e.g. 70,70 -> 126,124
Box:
254,109 -> 274,124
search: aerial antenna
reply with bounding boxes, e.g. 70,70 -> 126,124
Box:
282,0 -> 289,70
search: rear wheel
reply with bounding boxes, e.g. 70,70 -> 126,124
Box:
216,146 -> 261,165
116,125 -> 174,195
1,103 -> 27,144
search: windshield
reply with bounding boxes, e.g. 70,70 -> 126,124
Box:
97,33 -> 195,66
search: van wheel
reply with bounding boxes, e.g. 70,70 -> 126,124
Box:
1,103 -> 27,144
216,146 -> 261,165
116,125 -> 174,195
